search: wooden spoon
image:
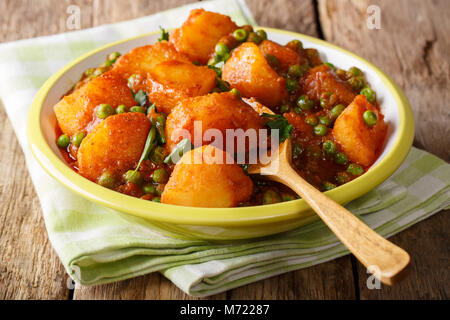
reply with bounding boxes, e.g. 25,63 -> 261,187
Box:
248,139 -> 409,285
245,100 -> 410,285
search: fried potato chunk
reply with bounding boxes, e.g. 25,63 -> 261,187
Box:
222,42 -> 287,107
54,72 -> 136,136
111,41 -> 191,80
169,9 -> 238,64
165,92 -> 264,152
333,95 -> 387,166
161,145 -> 253,207
77,112 -> 151,181
299,65 -> 356,106
258,40 -> 307,72
147,60 -> 216,114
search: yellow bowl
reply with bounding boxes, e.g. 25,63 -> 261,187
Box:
27,28 -> 415,240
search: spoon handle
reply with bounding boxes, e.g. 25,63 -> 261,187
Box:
273,164 -> 410,285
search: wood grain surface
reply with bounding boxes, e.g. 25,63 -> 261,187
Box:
0,0 -> 448,300
318,0 -> 450,299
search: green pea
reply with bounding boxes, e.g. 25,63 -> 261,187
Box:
293,143 -> 303,158
98,171 -> 116,189
319,115 -> 331,126
285,78 -> 298,92
281,194 -> 296,202
84,68 -> 95,77
207,55 -> 221,66
153,168 -> 169,184
288,64 -> 304,78
107,52 -> 121,62
100,60 -> 113,68
323,181 -> 337,191
363,110 -> 378,127
221,52 -> 231,61
336,171 -> 351,184
330,104 -> 346,119
279,104 -> 290,113
322,140 -> 337,155
130,106 -> 146,114
57,134 -> 70,148
347,66 -> 362,77
265,54 -> 279,67
97,103 -> 115,119
128,74 -> 137,87
233,28 -> 248,42
150,146 -> 166,164
335,68 -> 347,79
230,88 -> 241,98
360,87 -> 376,103
256,29 -> 267,40
152,197 -> 161,203
320,97 -> 328,108
248,32 -> 263,44
297,95 -> 314,110
348,76 -> 365,91
262,190 -> 281,205
347,163 -> 364,176
124,170 -> 143,185
305,115 -> 318,126
93,68 -> 103,77
143,183 -> 156,194
72,132 -> 85,147
306,49 -> 319,59
287,39 -> 303,51
116,104 -> 127,114
215,42 -> 229,57
314,124 -> 328,136
334,152 -> 349,165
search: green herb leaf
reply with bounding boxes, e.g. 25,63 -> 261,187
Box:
133,124 -> 157,173
147,103 -> 156,116
158,26 -> 169,42
164,138 -> 193,164
261,113 -> 293,142
133,90 -> 148,106
153,115 -> 166,145
324,62 -> 335,70
240,164 -> 251,175
208,64 -> 222,77
216,78 -> 231,92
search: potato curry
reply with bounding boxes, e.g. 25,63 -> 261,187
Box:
54,9 -> 387,208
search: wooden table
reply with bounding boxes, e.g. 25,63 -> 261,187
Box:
0,0 -> 448,300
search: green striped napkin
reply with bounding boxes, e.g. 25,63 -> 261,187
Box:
0,0 -> 448,297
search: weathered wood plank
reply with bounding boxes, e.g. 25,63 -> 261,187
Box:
356,211 -> 450,299
228,256 -> 356,299
246,0 -> 318,36
0,0 -> 98,300
318,0 -> 450,299
0,0 -> 94,42
0,104 -> 70,299
74,273 -> 226,300
318,0 -> 450,161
